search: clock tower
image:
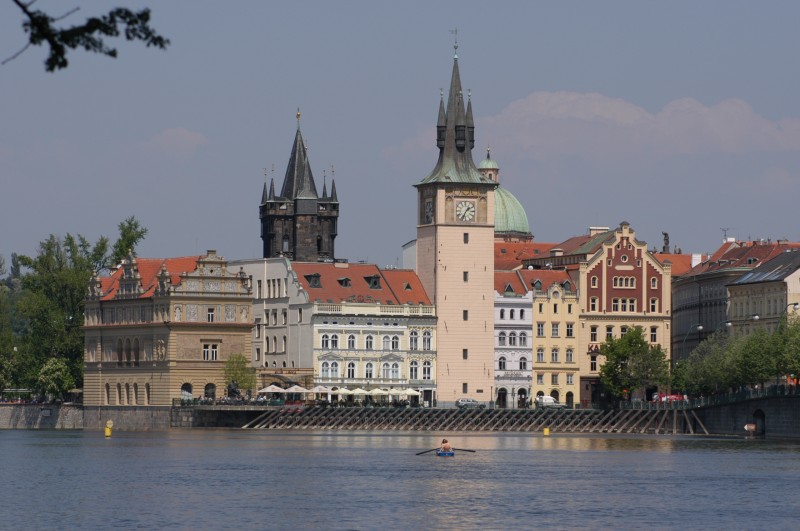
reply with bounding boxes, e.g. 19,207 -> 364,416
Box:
415,43 -> 497,407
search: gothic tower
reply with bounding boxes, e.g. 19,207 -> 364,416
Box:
260,112 -> 339,262
414,43 -> 497,407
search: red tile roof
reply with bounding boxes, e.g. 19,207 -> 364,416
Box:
494,270 -> 526,295
291,262 -> 431,305
495,241 -> 557,269
100,256 -> 201,301
653,253 -> 698,276
517,268 -> 574,291
685,241 -> 800,277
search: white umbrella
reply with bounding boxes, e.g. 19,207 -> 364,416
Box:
404,389 -> 421,396
333,388 -> 352,395
369,388 -> 388,396
258,384 -> 285,394
351,388 -> 369,395
285,385 -> 310,394
309,385 -> 332,394
388,388 -> 405,396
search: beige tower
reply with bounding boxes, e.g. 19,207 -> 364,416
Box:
415,44 -> 497,407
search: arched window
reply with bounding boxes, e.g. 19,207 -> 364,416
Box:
321,361 -> 330,378
382,362 -> 391,379
133,338 -> 140,366
116,338 -> 123,366
366,335 -> 374,350
519,332 -> 527,346
510,309 -> 515,320
382,336 -> 391,350
348,334 -> 356,350
330,361 -> 339,378
509,332 -> 517,346
551,348 -> 559,363
125,338 -> 131,366
266,336 -> 270,353
520,309 -> 525,320
391,335 -> 400,350
537,348 -> 544,362
498,332 -> 507,346
498,357 -> 507,370
519,357 -> 528,370
410,360 -> 419,380
282,235 -> 289,252
365,362 -> 374,379
347,362 -> 356,379
422,361 -> 432,380
500,309 -> 505,319
422,331 -> 432,350
410,331 -> 419,350
204,383 -> 216,399
330,334 -> 339,349
391,363 -> 400,379
321,334 -> 330,349
181,383 -> 192,400
591,276 -> 598,288
566,348 -> 574,363
104,383 -> 110,405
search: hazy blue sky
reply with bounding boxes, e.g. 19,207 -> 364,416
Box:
3,1 -> 800,269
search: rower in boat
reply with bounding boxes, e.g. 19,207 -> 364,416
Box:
437,438 -> 454,457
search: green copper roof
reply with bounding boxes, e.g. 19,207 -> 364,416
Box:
479,154 -> 499,170
495,186 -> 531,236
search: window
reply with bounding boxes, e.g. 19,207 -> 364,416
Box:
590,298 -> 598,312
330,361 -> 339,378
510,309 -> 516,320
391,335 -> 400,350
382,363 -> 391,379
650,327 -> 658,343
520,357 -> 528,370
606,326 -> 613,339
322,334 -> 330,349
391,363 -> 400,379
553,304 -> 558,314
537,323 -> 545,337
347,362 -> 356,379
282,310 -> 287,324
500,309 -> 505,320
566,374 -> 574,385
298,308 -> 303,323
509,332 -> 517,346
621,299 -> 627,312
537,373 -> 544,385
422,331 -> 432,350
591,356 -> 597,371
203,343 -> 218,361
520,309 -> 525,319
621,326 -> 628,337
498,332 -> 507,346
382,336 -> 391,350
590,326 -> 598,342
537,348 -> 545,362
463,349 -> 469,360
567,304 -> 572,314
650,299 -> 658,313
348,335 -> 356,349
591,276 -> 598,288
365,362 -> 374,379
566,323 -> 574,337
499,357 -> 507,370
410,331 -> 419,350
463,233 -> 469,244
566,349 -> 574,363
551,373 -> 559,385
410,361 -> 419,380
462,383 -> 469,393
551,323 -> 559,337
551,348 -> 559,363
651,277 -> 658,289
366,335 -> 374,350
330,334 -> 339,349
207,307 -> 215,323
255,347 -> 260,362
612,299 -> 619,312
463,310 -> 469,321
519,332 -> 527,346
463,271 -> 469,282
255,319 -> 261,338
629,299 -> 636,312
538,303 -> 544,313
422,361 -> 431,380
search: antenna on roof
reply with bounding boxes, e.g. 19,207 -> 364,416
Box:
721,227 -> 730,240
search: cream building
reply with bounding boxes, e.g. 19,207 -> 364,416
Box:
82,251 -> 254,406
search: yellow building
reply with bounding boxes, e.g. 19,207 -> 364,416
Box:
82,251 -> 254,406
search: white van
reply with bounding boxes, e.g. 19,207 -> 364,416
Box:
536,395 -> 567,409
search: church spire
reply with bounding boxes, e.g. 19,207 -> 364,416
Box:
279,109 -> 319,200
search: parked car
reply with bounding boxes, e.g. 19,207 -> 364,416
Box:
455,398 -> 486,409
536,395 -> 567,409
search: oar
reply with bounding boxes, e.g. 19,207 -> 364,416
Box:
453,448 -> 476,453
416,448 -> 439,455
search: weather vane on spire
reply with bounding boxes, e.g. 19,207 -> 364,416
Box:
450,27 -> 458,57
296,107 -> 301,127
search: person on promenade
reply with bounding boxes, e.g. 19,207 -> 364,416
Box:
440,438 -> 452,452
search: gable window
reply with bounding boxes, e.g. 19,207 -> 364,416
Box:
591,276 -> 598,288
365,275 -> 382,289
305,274 -> 321,288
651,277 -> 658,289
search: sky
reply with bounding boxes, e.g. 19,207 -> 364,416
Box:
2,1 -> 800,271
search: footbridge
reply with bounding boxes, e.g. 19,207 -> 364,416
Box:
241,406 -> 709,435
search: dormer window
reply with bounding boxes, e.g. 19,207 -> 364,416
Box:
365,275 -> 381,289
533,280 -> 542,291
338,277 -> 351,288
504,283 -> 514,294
305,274 -> 321,288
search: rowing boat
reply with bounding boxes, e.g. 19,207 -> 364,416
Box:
436,450 -> 455,457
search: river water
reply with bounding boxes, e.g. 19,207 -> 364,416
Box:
2,429 -> 798,530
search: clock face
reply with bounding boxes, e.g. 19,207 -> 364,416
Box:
455,200 -> 476,222
424,200 -> 434,224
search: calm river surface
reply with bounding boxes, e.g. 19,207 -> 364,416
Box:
2,429 -> 798,530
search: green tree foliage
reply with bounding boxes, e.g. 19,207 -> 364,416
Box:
600,326 -> 671,400
224,353 -> 256,394
6,1 -> 169,72
36,357 -> 75,400
109,216 -> 149,270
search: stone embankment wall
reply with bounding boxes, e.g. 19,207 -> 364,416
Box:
84,406 -> 172,430
0,404 -> 83,429
697,396 -> 800,438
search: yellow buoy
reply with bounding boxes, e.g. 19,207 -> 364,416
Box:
105,419 -> 114,438
543,428 -> 550,436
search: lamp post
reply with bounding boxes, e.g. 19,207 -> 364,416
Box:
681,323 -> 703,360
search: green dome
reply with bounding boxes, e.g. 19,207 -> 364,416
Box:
495,186 -> 531,236
479,153 -> 499,170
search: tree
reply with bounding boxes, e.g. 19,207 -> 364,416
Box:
5,1 -> 169,72
108,216 -> 149,271
600,326 -> 671,401
224,353 -> 256,395
36,357 -> 74,400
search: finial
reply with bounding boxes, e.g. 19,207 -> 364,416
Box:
296,107 -> 301,127
330,164 -> 335,179
263,167 -> 268,184
440,88 -> 444,99
450,28 -> 458,58
468,88 -> 472,101
486,146 -> 491,159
